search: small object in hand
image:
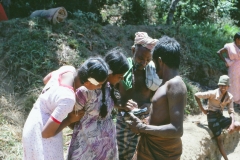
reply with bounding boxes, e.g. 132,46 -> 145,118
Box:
126,120 -> 132,125
128,107 -> 147,115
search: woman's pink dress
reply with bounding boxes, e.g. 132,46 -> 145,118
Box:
224,42 -> 240,104
22,66 -> 76,160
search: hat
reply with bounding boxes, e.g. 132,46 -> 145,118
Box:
218,75 -> 230,86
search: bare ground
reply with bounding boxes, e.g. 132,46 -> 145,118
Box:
182,108 -> 240,160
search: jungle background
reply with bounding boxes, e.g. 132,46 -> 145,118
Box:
0,0 -> 240,159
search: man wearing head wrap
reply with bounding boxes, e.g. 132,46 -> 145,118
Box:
127,36 -> 186,160
115,32 -> 161,160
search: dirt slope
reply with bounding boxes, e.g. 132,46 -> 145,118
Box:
182,109 -> 240,160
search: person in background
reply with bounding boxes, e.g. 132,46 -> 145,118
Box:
115,32 -> 161,160
22,57 -> 109,160
0,0 -> 8,21
217,32 -> 240,107
195,75 -> 240,160
67,47 -> 129,160
127,36 -> 186,160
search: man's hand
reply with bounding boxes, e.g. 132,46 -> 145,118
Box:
202,109 -> 208,115
227,124 -> 235,134
126,113 -> 142,134
124,99 -> 138,111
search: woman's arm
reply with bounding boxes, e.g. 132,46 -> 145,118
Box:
43,72 -> 53,84
228,112 -> 235,133
217,48 -> 228,63
42,110 -> 85,138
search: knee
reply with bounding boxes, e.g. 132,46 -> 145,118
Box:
216,135 -> 223,144
234,121 -> 240,131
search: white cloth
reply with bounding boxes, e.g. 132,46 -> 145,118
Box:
22,66 -> 76,160
145,61 -> 162,91
133,32 -> 158,51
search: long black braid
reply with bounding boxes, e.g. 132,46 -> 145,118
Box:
99,82 -> 108,118
99,83 -> 118,118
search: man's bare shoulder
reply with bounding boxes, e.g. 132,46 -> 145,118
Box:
167,76 -> 187,93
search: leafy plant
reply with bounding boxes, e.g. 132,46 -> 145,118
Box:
184,79 -> 199,115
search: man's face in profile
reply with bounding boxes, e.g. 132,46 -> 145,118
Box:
132,45 -> 152,70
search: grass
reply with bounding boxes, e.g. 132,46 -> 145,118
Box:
0,90 -> 24,160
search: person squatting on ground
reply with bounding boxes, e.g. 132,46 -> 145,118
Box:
115,32 -> 161,160
127,35 -> 187,160
22,57 -> 109,160
217,32 -> 240,107
67,47 -> 129,160
195,75 -> 240,160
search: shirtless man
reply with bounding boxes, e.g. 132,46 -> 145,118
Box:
127,36 -> 187,160
116,32 -> 161,160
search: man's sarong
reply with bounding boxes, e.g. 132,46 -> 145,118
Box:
133,135 -> 182,160
117,112 -> 149,160
207,110 -> 231,137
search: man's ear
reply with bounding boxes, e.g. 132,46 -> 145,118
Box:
158,57 -> 162,64
131,46 -> 135,55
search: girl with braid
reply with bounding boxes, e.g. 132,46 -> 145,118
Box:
67,47 -> 129,160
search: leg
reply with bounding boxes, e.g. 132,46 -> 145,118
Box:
234,121 -> 240,131
216,135 -> 228,160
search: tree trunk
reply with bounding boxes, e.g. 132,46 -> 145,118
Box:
166,0 -> 180,25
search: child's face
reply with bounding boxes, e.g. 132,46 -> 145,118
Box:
218,85 -> 229,94
107,73 -> 124,86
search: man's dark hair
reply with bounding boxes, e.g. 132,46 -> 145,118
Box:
233,32 -> 240,42
77,57 -> 109,84
152,36 -> 180,69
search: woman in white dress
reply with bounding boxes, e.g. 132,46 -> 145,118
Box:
67,47 -> 129,160
22,57 -> 109,160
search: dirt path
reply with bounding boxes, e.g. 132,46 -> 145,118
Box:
221,143 -> 240,160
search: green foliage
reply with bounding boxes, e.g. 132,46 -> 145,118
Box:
183,79 -> 199,115
73,10 -> 99,23
68,39 -> 79,49
23,93 -> 39,113
178,22 -> 227,71
0,19 -> 59,93
8,0 -> 240,27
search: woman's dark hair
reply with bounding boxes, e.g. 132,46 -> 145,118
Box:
233,32 -> 240,42
99,47 -> 129,118
104,47 -> 129,75
77,57 -> 109,84
153,36 -> 180,69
